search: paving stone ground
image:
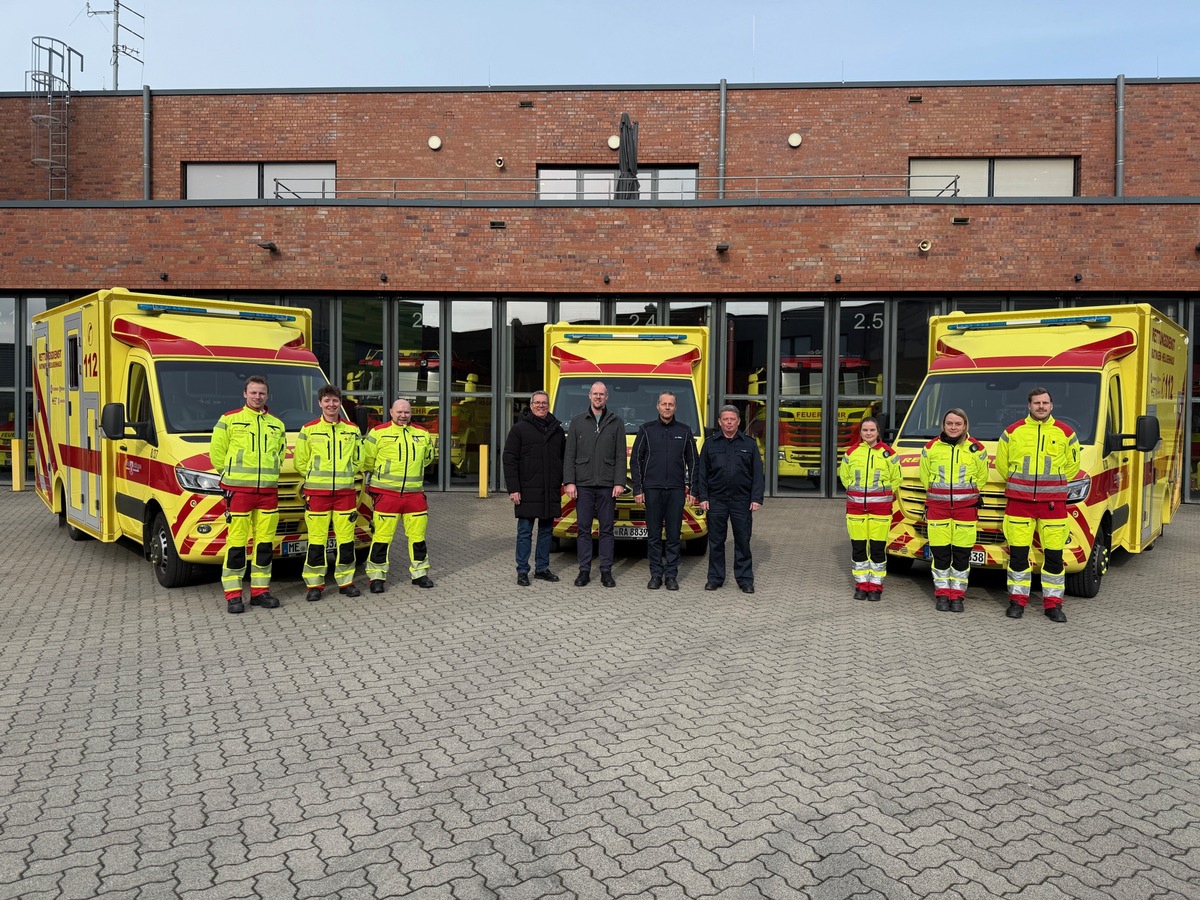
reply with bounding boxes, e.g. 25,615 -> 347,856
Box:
1,489 -> 1198,900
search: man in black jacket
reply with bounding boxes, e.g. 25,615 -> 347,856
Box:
632,391 -> 698,591
695,405 -> 765,594
564,381 -> 625,587
502,391 -> 566,586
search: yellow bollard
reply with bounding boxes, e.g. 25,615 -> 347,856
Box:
12,439 -> 25,491
478,443 -> 488,498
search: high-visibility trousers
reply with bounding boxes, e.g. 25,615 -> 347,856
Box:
222,489 -> 278,600
927,517 -> 977,600
846,512 -> 889,591
366,490 -> 431,583
303,489 -> 358,590
1003,507 -> 1069,606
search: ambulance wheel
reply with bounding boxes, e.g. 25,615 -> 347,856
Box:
1067,523 -> 1109,598
684,538 -> 707,556
149,511 -> 193,588
58,489 -> 91,541
886,555 -> 914,574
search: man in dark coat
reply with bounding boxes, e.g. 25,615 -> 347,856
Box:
502,390 -> 566,586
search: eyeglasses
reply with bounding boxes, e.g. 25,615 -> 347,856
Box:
531,401 -> 549,406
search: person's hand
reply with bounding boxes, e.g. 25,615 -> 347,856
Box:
700,500 -> 709,512
611,485 -> 624,499
509,492 -> 521,504
750,502 -> 762,512
565,483 -> 578,500
634,493 -> 645,505
685,493 -> 695,506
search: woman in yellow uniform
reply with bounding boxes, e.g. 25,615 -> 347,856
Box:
837,417 -> 901,601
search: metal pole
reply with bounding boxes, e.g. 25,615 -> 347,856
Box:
112,1 -> 119,90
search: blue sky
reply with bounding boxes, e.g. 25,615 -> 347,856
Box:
3,0 -> 1198,91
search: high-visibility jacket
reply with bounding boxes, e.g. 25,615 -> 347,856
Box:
995,415 -> 1081,503
838,440 -> 901,515
919,434 -> 989,515
210,405 -> 286,490
361,422 -> 435,493
293,416 -> 361,494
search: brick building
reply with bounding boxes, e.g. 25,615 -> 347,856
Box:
1,74 -> 1198,497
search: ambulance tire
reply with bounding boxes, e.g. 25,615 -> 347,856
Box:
684,537 -> 707,556
886,555 -> 914,574
1067,522 -> 1109,599
58,489 -> 91,542
149,511 -> 193,588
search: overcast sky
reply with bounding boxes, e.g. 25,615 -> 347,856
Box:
3,0 -> 1198,92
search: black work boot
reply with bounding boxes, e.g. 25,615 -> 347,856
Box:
306,587 -> 322,602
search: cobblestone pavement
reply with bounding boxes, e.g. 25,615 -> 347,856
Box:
1,489 -> 1198,900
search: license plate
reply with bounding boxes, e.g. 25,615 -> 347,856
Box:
923,545 -> 987,566
614,525 -> 648,539
280,536 -> 337,557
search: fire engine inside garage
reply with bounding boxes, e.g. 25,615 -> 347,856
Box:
1,69 -> 1199,500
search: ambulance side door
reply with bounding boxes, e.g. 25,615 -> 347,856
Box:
112,361 -> 158,541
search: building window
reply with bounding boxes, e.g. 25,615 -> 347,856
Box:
908,158 -> 1076,197
184,162 -> 337,199
537,167 -> 698,200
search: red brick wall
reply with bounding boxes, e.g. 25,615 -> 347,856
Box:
1,80 -> 1197,202
3,202 -> 1198,294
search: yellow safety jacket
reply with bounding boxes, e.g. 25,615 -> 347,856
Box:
210,405 -> 286,490
919,434 -> 988,511
361,422 -> 435,493
838,440 -> 901,515
995,415 -> 1081,503
294,416 -> 361,493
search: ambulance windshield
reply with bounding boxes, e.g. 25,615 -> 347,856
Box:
553,378 -> 700,436
899,372 -> 1100,443
155,361 -> 330,434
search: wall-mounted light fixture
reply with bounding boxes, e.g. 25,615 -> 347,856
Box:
159,272 -> 168,281
428,135 -> 442,150
495,156 -> 505,169
834,274 -> 842,283
607,135 -> 620,150
379,274 -> 388,283
787,132 -> 802,148
256,241 -> 279,253
603,275 -> 611,284
715,242 -> 730,253
1194,242 -> 1200,253
1074,273 -> 1083,282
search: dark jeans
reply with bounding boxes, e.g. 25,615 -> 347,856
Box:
515,517 -> 553,575
644,486 -> 685,578
707,497 -> 753,586
575,486 -> 615,571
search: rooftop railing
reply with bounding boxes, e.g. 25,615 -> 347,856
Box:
270,174 -> 960,202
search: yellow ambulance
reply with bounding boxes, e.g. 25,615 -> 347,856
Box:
33,288 -> 367,587
887,305 -> 1187,597
545,325 -> 709,553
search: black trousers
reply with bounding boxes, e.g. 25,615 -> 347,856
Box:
644,487 -> 686,578
706,497 -> 753,586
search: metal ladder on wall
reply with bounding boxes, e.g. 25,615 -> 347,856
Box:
28,37 -> 83,201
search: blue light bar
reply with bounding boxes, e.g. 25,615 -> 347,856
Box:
137,303 -> 297,323
947,314 -> 1111,331
563,332 -> 688,341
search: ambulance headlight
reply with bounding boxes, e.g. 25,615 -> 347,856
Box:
1065,475 -> 1091,503
176,466 -> 224,495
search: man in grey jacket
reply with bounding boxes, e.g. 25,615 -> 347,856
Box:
564,381 -> 626,587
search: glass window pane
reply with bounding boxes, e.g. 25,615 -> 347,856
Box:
993,158 -> 1075,197
668,301 -> 712,329
287,297 -> 332,376
615,301 -> 659,327
342,297 -> 387,428
0,298 -> 13,389
406,393 -> 441,487
558,301 -> 601,324
505,301 -> 549,395
837,301 -> 886,469
895,298 -> 941,396
537,169 -> 578,200
185,164 -> 259,200
450,300 -> 492,387
721,301 -> 768,397
777,301 -> 826,494
909,158 -> 989,197
582,171 -> 615,199
448,394 -> 490,491
264,163 -> 336,199
656,169 -> 697,200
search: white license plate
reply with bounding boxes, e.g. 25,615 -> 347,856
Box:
281,536 -> 337,557
614,525 -> 649,539
922,545 -> 987,566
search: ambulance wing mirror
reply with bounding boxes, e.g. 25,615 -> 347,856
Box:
1133,415 -> 1160,453
874,413 -> 895,443
100,403 -> 128,440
